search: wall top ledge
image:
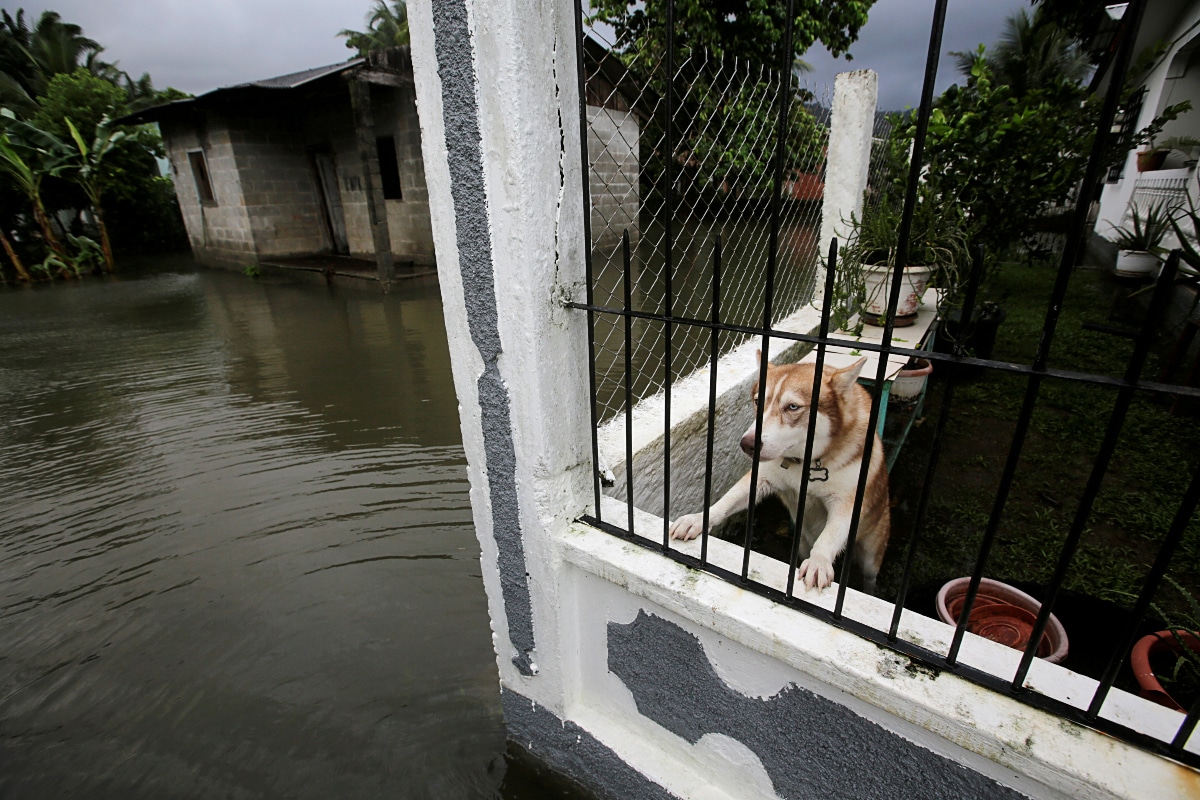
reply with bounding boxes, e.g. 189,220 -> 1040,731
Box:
558,512 -> 1200,800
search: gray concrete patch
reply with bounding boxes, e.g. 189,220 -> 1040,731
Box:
431,0 -> 535,675
609,610 -> 1032,800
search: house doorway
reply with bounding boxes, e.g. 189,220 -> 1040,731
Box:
309,145 -> 349,254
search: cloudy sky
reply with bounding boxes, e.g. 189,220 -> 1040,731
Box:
9,0 -> 1029,109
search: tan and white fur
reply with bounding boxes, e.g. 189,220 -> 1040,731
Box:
670,355 -> 890,594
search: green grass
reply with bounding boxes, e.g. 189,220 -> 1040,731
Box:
882,261 -> 1200,616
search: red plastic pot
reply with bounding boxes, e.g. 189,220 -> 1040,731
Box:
936,578 -> 1069,664
1131,630 -> 1200,711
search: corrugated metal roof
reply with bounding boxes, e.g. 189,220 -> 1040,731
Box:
113,58 -> 366,125
217,59 -> 364,92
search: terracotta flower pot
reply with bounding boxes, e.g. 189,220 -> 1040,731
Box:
1130,630 -> 1200,711
936,577 -> 1069,664
1137,150 -> 1168,172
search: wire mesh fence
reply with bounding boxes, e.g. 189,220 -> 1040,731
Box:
583,26 -> 893,421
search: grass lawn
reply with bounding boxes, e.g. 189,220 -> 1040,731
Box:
881,261 -> 1200,616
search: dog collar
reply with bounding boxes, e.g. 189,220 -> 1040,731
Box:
780,457 -> 828,482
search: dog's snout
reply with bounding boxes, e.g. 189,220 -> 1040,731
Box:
740,431 -> 758,456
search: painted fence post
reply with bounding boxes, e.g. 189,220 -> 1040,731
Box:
407,0 -> 593,748
819,69 -> 878,295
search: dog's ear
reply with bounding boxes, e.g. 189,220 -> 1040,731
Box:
754,348 -> 773,374
832,357 -> 867,396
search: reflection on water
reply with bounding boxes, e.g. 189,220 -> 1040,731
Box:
0,259 -> 561,798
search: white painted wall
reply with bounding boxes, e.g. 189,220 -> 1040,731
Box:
409,0 -> 590,717
1096,1 -> 1200,236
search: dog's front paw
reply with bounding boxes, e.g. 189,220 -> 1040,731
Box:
669,512 -> 705,541
797,556 -> 835,591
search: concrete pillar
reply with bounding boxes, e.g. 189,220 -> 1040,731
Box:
819,70 -> 878,298
349,79 -> 396,284
409,0 -> 592,728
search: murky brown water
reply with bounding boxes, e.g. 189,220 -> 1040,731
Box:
0,258 -> 568,798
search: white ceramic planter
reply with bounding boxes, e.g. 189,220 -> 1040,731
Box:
1114,250 -> 1160,277
862,264 -> 932,326
890,358 -> 933,402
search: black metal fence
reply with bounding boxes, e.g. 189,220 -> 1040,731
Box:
570,0 -> 1200,767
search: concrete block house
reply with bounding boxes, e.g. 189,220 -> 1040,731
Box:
121,49 -> 431,284
125,44 -> 643,286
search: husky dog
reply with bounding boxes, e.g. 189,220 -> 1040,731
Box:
669,356 -> 890,593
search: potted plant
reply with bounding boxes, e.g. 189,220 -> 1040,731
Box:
1129,101 -> 1194,171
1137,135 -> 1200,172
842,184 -> 968,328
1107,199 -> 1173,276
1131,576 -> 1200,711
890,357 -> 933,404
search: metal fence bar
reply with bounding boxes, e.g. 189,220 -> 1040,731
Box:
1174,696 -> 1200,752
566,298 -> 1200,401
661,0 -> 676,552
742,0 -> 797,580
573,0 -> 601,519
835,0 -> 948,617
623,230 -> 635,537
573,0 -> 1200,768
1012,251 -> 1181,689
701,235 -> 722,565
787,238 -> 839,598
887,247 -> 986,641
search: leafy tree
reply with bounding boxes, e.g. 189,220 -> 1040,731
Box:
589,0 -> 876,70
31,68 -> 124,141
0,9 -> 101,113
951,7 -> 1090,97
339,1 -> 409,55
65,116 -> 125,272
0,108 -> 73,272
588,1 -> 871,205
914,48 -> 1096,259
0,12 -> 190,279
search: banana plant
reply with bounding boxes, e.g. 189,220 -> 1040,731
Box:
64,116 -> 124,273
0,107 -> 73,275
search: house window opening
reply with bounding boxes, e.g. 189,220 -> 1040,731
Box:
187,150 -> 215,205
571,0 -> 1200,770
376,136 -> 403,200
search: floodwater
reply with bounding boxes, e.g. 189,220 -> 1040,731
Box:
0,258 -> 571,799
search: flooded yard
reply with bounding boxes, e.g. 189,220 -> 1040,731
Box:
0,258 -> 568,798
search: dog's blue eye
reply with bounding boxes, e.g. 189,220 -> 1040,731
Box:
786,403 -> 800,411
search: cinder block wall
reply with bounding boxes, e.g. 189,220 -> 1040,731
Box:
230,111 -> 331,259
376,84 -> 436,264
164,80 -> 436,271
163,116 -> 256,269
587,105 -> 639,245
